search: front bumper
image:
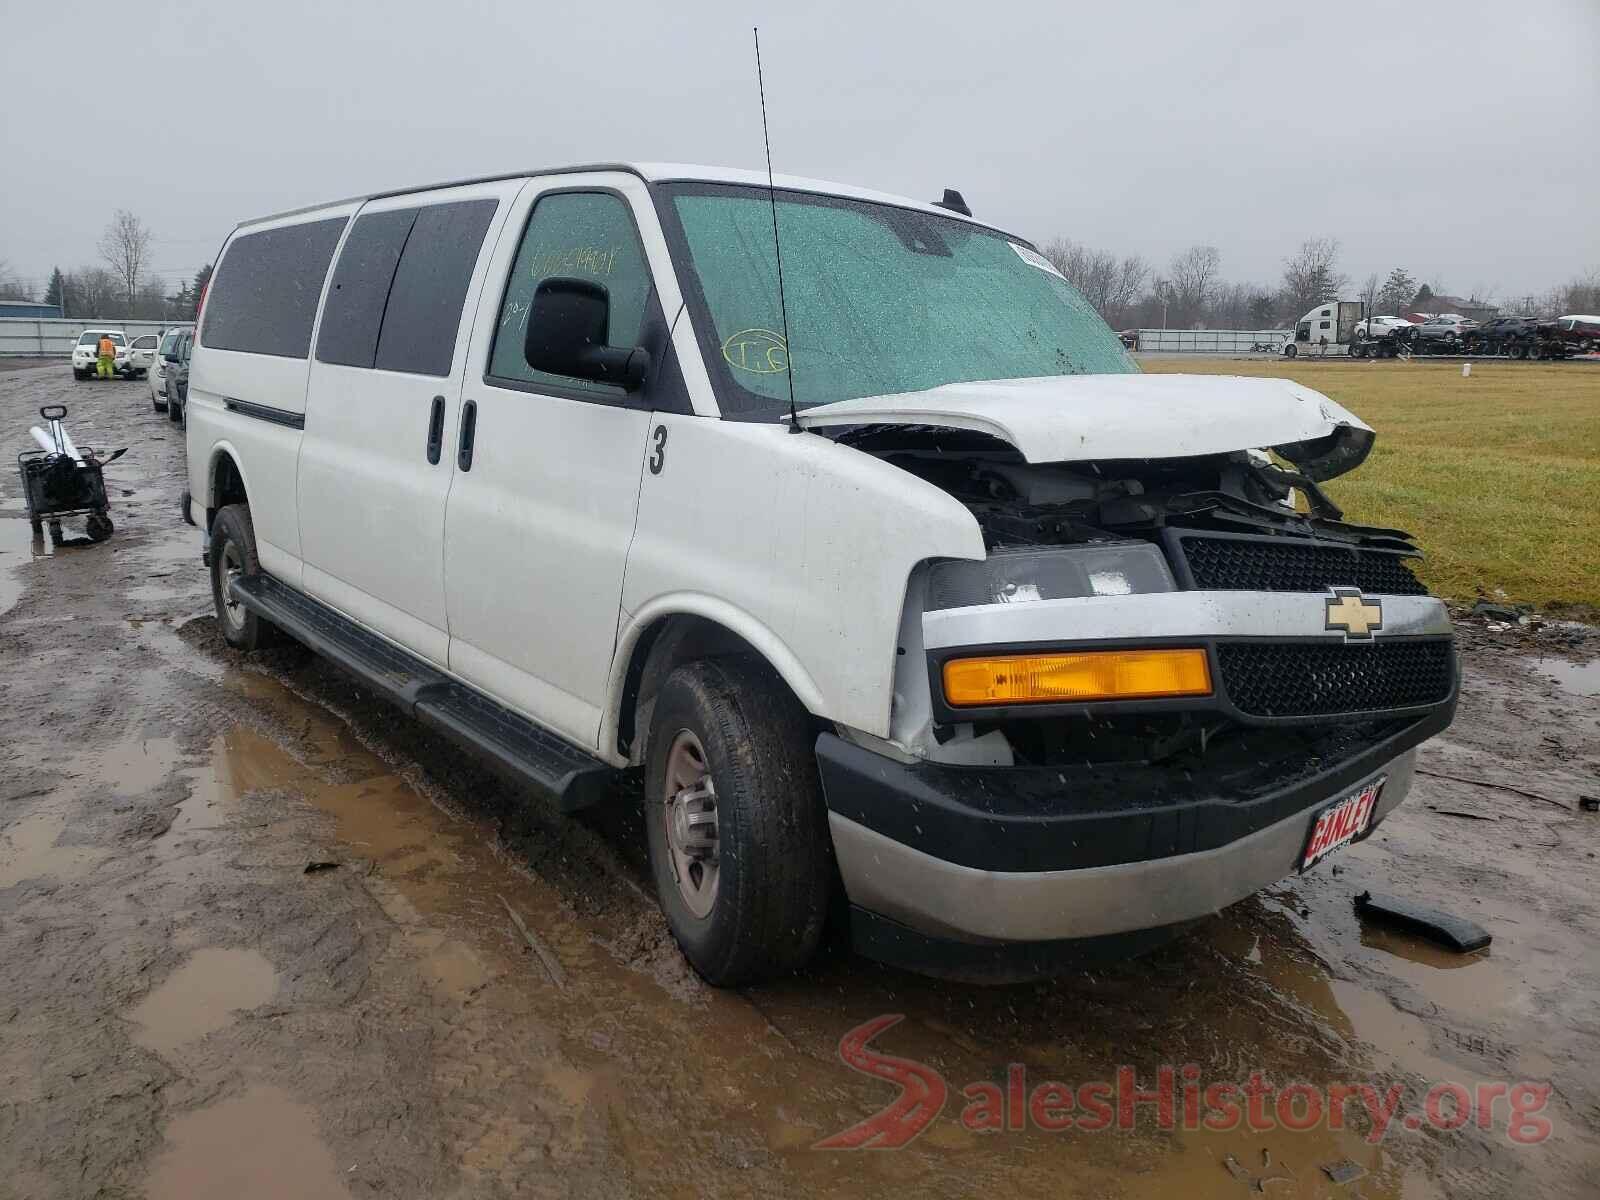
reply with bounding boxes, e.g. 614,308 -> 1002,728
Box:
819,700 -> 1449,949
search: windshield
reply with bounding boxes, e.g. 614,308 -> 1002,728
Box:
659,184 -> 1134,419
79,331 -> 125,345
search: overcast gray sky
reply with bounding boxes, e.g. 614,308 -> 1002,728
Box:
3,0 -> 1596,303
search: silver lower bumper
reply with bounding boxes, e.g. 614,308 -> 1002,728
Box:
831,749 -> 1416,944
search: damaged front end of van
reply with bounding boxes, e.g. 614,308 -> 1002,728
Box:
796,373 -> 1458,977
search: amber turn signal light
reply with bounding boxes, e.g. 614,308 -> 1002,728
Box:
942,648 -> 1212,707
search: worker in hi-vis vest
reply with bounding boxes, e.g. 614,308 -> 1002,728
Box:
96,334 -> 116,379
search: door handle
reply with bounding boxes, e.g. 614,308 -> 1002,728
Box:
425,395 -> 446,464
457,399 -> 477,471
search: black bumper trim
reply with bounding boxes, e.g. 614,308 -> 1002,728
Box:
816,700 -> 1453,875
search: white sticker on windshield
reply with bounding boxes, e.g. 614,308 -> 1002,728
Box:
1010,242 -> 1066,280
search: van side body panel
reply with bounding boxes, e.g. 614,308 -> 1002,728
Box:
187,204 -> 359,581
615,417 -> 986,742
297,180 -> 521,669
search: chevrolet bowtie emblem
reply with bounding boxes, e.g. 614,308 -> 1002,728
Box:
1325,587 -> 1383,640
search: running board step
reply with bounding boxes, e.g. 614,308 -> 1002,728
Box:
229,575 -> 614,811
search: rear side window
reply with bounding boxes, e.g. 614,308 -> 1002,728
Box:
316,199 -> 496,377
487,192 -> 651,398
375,200 -> 498,376
202,216 -> 347,358
316,208 -> 416,369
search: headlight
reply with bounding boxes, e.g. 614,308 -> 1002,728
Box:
925,542 -> 1175,611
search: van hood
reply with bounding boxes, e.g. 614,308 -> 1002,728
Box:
795,373 -> 1376,481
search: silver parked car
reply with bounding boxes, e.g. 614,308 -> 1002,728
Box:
149,325 -> 194,412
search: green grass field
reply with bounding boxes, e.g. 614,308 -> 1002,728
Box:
1139,359 -> 1600,612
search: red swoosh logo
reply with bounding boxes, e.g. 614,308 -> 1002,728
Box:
813,1014 -> 947,1149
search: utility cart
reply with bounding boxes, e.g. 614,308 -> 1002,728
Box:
18,405 -> 119,544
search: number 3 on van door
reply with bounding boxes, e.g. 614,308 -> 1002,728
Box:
648,425 -> 668,475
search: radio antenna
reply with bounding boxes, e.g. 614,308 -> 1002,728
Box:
753,27 -> 801,433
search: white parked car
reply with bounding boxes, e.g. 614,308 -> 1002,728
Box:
1352,315 -> 1415,340
70,328 -> 130,379
184,163 -> 1457,984
126,332 -> 160,378
149,325 -> 194,412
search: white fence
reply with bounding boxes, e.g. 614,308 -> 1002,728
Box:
1137,328 -> 1290,353
0,317 -> 185,357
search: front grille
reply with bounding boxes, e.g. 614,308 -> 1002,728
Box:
1218,640 -> 1453,718
1177,534 -> 1427,596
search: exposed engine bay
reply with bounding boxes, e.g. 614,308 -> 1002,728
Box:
833,423 -> 1419,557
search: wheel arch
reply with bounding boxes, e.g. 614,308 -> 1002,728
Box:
204,441 -> 252,527
603,597 -> 829,767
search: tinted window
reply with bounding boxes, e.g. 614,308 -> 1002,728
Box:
201,216 -> 347,358
487,192 -> 651,398
316,208 -> 416,368
374,199 -> 498,377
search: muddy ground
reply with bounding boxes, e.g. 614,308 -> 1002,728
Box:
1,364 -> 1596,1199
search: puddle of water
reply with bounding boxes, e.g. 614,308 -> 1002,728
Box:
1529,656 -> 1600,698
143,1085 -> 348,1200
0,807 -> 107,888
127,946 -> 279,1055
125,581 -> 190,604
0,515 -> 53,614
63,734 -> 182,798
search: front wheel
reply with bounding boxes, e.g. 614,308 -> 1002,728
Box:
1283,344 -> 1298,358
208,504 -> 282,651
644,657 -> 833,986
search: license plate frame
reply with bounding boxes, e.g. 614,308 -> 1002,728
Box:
1300,776 -> 1385,872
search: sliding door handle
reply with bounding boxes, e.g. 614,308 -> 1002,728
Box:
457,399 -> 477,471
425,395 -> 446,464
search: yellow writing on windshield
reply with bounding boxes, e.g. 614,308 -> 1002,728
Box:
721,327 -> 788,374
529,245 -> 621,279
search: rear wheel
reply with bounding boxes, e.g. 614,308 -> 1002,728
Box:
644,657 -> 833,986
208,504 -> 282,651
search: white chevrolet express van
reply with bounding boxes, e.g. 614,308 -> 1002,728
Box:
184,164 -> 1456,984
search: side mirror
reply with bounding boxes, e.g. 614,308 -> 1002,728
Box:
523,277 -> 649,391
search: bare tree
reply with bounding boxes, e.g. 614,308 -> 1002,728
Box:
69,266 -> 123,317
1359,272 -> 1380,321
1040,239 -> 1149,328
0,259 -> 34,300
1280,237 -> 1348,318
98,210 -> 152,310
1167,245 -> 1221,326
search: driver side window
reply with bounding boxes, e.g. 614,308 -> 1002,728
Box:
487,191 -> 651,399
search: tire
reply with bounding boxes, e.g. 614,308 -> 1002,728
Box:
208,504 -> 282,651
85,513 -> 113,542
168,397 -> 182,425
1283,344 -> 1297,358
73,368 -> 87,381
153,394 -> 168,413
643,657 -> 832,986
